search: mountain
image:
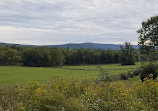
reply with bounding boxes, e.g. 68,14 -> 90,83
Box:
48,43 -> 139,50
0,42 -> 139,50
0,42 -> 36,47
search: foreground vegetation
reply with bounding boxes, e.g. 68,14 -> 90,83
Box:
0,77 -> 158,111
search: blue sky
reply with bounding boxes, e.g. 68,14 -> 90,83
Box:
0,0 -> 157,45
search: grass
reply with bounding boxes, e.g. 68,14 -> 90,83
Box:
123,76 -> 141,84
63,62 -> 141,70
0,63 -> 141,85
63,62 -> 141,76
0,66 -> 98,85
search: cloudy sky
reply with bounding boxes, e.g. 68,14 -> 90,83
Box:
0,0 -> 157,45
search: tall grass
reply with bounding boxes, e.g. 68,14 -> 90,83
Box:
0,77 -> 158,111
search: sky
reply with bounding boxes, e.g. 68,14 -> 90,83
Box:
0,0 -> 157,45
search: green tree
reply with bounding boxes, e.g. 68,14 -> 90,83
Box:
22,47 -> 65,67
138,16 -> 158,52
0,47 -> 21,65
22,47 -> 51,67
140,62 -> 158,82
120,42 -> 135,65
49,48 -> 65,67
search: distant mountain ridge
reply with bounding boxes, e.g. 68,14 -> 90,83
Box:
0,42 -> 139,50
49,43 -> 139,50
0,42 -> 36,47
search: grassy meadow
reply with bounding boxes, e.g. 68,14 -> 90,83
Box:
0,62 -> 141,85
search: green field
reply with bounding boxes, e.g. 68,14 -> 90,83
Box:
0,63 -> 142,85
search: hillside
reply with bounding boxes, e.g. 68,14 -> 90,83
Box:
49,43 -> 139,50
0,42 -> 139,50
0,42 -> 36,47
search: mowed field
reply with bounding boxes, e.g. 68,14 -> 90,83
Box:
0,63 -> 141,85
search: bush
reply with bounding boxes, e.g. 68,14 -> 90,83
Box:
119,74 -> 128,80
39,91 -> 66,111
98,67 -> 113,82
140,62 -> 158,81
128,71 -> 134,78
64,98 -> 85,111
133,70 -> 140,76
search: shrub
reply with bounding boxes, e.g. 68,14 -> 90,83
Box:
39,91 -> 66,111
133,70 -> 140,76
98,67 -> 113,82
128,71 -> 134,78
140,62 -> 158,81
64,98 -> 85,111
119,74 -> 128,80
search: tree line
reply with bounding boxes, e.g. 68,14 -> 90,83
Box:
0,44 -> 138,67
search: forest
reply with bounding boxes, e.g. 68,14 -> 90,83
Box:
0,42 -> 139,67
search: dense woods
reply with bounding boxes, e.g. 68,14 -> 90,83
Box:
0,46 -> 135,67
22,47 -> 65,67
63,48 -> 120,65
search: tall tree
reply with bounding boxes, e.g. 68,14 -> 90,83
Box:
0,47 -> 21,65
138,16 -> 158,53
22,47 -> 51,67
120,42 -> 135,65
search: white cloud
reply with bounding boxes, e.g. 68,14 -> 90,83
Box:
0,0 -> 157,45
